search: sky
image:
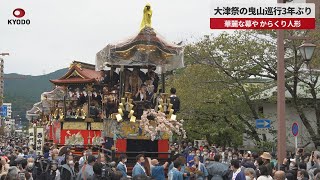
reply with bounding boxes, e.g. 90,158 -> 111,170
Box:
1,0 -> 278,75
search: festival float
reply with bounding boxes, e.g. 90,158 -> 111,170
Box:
26,3 -> 186,158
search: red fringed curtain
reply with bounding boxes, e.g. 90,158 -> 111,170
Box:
116,139 -> 127,152
158,140 -> 169,159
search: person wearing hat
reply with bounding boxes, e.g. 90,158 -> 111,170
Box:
260,152 -> 273,176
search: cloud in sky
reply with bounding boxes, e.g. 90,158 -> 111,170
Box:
0,0 -> 275,75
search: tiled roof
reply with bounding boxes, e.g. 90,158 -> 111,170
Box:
50,78 -> 96,85
50,63 -> 102,85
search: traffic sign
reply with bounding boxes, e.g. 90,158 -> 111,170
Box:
256,119 -> 271,129
292,122 -> 299,136
0,105 -> 7,117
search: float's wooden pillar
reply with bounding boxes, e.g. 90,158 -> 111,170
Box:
161,66 -> 165,93
119,65 -> 124,98
108,67 -> 112,91
63,93 -> 67,119
88,93 -> 91,118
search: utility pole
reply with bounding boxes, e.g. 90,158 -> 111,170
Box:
277,0 -> 286,166
277,0 -> 318,160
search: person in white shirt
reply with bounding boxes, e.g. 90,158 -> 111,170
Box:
79,150 -> 92,172
231,160 -> 246,180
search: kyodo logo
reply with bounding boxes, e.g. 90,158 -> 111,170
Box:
8,8 -> 31,25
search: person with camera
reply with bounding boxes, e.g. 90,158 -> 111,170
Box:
116,155 -> 128,178
77,155 -> 96,180
15,158 -> 31,180
294,148 -> 304,164
44,160 -> 60,180
307,151 -> 320,179
60,155 -> 76,180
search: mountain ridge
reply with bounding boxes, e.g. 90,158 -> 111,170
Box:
3,68 -> 68,120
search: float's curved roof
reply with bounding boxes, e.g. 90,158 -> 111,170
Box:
96,27 -> 184,72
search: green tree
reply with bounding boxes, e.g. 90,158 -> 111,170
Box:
179,28 -> 320,148
169,64 -> 267,147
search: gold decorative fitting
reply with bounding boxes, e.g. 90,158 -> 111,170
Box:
59,109 -> 64,120
91,122 -> 103,130
66,70 -> 85,79
63,122 -> 87,130
69,62 -> 82,70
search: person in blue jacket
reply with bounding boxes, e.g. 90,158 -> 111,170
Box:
187,149 -> 196,167
117,154 -> 129,178
132,154 -> 146,177
192,156 -> 208,180
168,159 -> 191,180
169,154 -> 182,172
151,159 -> 169,180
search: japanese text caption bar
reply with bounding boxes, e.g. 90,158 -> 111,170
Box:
210,2 -> 316,29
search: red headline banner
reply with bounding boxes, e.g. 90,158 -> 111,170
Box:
210,18 -> 315,29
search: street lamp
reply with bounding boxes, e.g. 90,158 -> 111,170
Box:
299,42 -> 317,62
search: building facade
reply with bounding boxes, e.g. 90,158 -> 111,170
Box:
256,102 -> 315,150
244,75 -> 320,150
0,58 -> 3,106
2,103 -> 12,119
4,118 -> 15,136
